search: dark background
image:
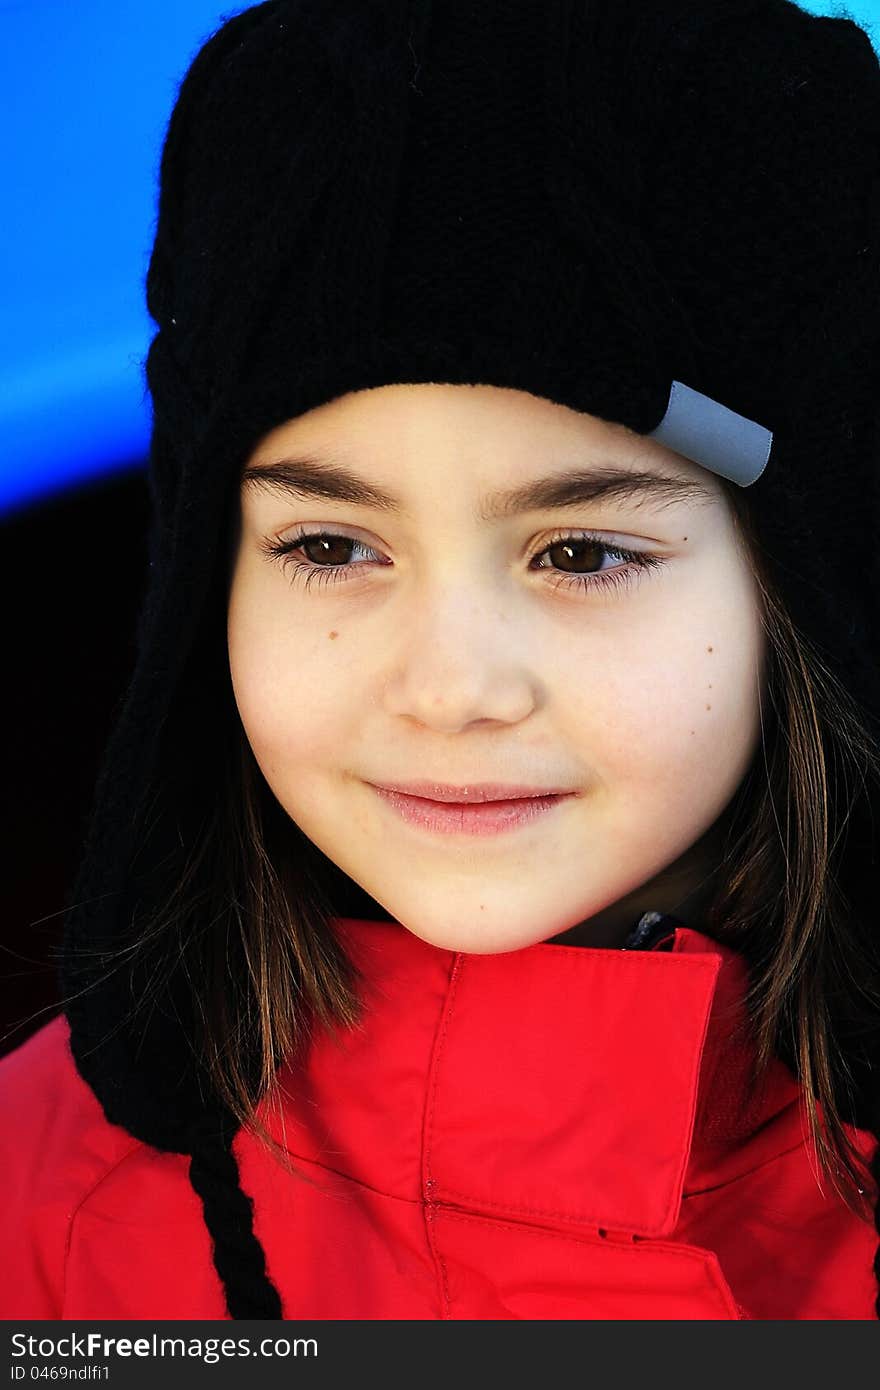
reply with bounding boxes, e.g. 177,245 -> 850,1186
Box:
1,466 -> 150,1060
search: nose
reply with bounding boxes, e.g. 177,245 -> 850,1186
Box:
380,588 -> 540,732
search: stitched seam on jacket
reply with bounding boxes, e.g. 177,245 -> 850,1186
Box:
436,1206 -> 724,1260
61,1140 -> 147,1317
682,1136 -> 830,1198
433,1209 -> 742,1319
429,1187 -> 662,1232
428,951 -> 719,1231
420,951 -> 464,1319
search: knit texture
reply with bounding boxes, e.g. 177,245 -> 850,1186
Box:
58,0 -> 880,1319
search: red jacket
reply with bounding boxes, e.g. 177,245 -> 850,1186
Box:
1,915 -> 876,1319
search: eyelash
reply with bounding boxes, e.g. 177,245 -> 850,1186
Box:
260,528 -> 667,597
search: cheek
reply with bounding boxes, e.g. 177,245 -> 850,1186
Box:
560,562 -> 764,792
227,572 -> 354,776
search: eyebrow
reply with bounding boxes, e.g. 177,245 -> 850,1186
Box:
240,455 -> 715,521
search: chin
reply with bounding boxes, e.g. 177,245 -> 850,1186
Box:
391,912 -> 556,957
410,929 -> 530,956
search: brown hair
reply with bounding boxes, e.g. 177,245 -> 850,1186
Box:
707,484 -> 880,1223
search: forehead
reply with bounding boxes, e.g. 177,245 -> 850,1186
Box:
248,382 -> 669,459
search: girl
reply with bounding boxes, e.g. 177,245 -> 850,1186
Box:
2,0 -> 879,1320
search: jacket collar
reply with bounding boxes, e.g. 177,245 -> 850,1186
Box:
267,914 -> 800,1238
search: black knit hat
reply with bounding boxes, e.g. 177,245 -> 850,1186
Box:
60,0 -> 880,1319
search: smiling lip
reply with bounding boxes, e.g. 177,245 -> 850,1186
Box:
369,782 -> 577,837
370,780 -> 575,803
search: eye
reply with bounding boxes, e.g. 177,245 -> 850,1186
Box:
259,527 -> 667,597
259,529 -> 387,592
529,532 -> 666,596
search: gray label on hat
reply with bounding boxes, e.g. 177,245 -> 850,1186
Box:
646,380 -> 773,487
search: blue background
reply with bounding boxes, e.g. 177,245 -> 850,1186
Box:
1,1 -> 878,516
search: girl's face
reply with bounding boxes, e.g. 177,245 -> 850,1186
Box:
227,383 -> 767,954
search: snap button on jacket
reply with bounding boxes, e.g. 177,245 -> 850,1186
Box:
2,917 -> 876,1319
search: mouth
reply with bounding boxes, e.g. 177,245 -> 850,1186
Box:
369,780 -> 577,803
369,784 -> 576,837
